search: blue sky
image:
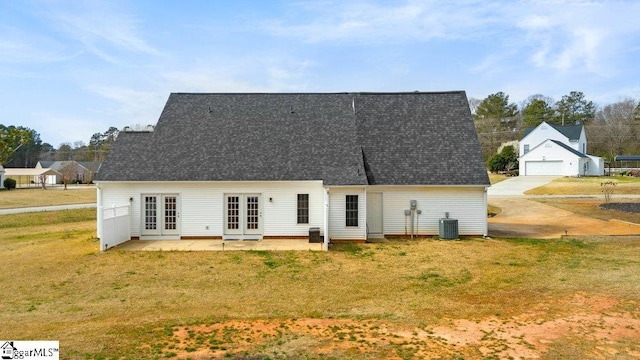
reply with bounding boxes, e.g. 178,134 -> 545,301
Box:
2,0 -> 640,148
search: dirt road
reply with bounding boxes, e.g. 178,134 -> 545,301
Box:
488,197 -> 640,238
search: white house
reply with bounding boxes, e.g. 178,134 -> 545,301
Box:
519,121 -> 604,176
95,92 -> 490,250
2,168 -> 62,188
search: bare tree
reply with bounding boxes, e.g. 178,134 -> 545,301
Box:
588,98 -> 638,160
468,97 -> 482,115
59,161 -> 77,190
38,174 -> 47,190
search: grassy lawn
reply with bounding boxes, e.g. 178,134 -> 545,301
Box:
525,175 -> 640,195
1,209 -> 640,359
0,187 -> 96,209
488,172 -> 507,184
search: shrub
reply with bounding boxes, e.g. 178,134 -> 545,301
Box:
619,170 -> 627,176
3,177 -> 17,190
632,170 -> 640,177
601,181 -> 617,203
487,145 -> 518,173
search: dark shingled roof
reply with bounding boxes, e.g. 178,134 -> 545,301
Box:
614,155 -> 640,161
523,122 -> 583,141
96,92 -> 489,186
549,140 -> 587,157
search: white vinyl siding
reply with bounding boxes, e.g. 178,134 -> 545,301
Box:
520,122 -> 573,156
519,139 -> 590,177
97,182 -> 488,241
520,122 -> 589,158
374,186 -> 487,236
98,181 -> 325,238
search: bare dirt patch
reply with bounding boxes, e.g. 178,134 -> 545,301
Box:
489,197 -> 640,238
161,292 -> 640,359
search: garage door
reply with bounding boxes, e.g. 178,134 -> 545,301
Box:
525,161 -> 563,175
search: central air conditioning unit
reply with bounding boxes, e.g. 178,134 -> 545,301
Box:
439,212 -> 458,240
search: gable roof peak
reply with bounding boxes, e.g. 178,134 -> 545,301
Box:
523,121 -> 583,141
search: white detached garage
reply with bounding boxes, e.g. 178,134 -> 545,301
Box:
95,92 -> 490,250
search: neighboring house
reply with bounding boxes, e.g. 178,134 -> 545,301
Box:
95,92 -> 490,249
36,161 -> 100,184
3,168 -> 61,188
519,121 -> 604,176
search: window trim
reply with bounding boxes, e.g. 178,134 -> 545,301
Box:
297,193 -> 309,224
345,195 -> 359,227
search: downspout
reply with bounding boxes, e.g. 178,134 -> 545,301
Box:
483,186 -> 488,237
323,187 -> 329,251
363,187 -> 367,241
96,182 -> 102,241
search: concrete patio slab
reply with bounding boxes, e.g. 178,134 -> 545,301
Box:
113,239 -> 326,251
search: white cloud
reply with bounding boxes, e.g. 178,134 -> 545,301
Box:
162,57 -> 315,93
264,0 -> 640,81
263,0 -> 501,43
512,1 -> 640,76
0,25 -> 81,64
29,112 -> 101,147
42,0 -> 159,63
517,15 -> 552,30
86,85 -> 166,126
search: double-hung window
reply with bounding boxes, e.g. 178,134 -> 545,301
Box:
297,194 -> 309,224
345,195 -> 358,227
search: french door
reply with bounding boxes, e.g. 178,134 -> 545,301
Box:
225,194 -> 262,238
141,194 -> 180,237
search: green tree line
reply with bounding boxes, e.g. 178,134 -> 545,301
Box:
0,125 -> 119,167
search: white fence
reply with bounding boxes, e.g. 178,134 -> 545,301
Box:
100,204 -> 131,251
